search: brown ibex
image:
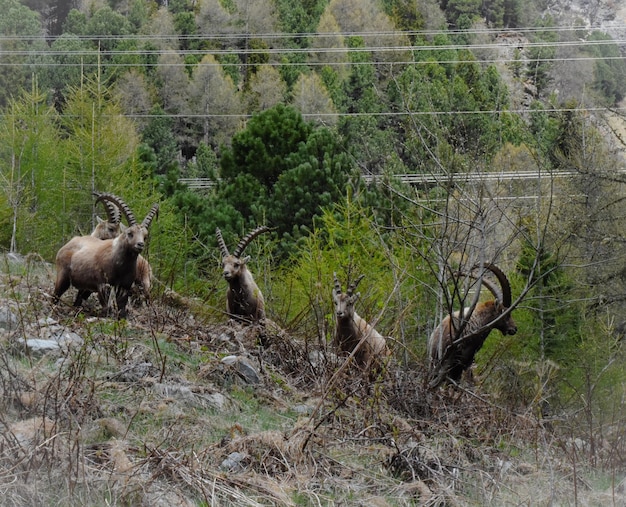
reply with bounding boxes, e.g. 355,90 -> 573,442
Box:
332,273 -> 390,370
428,264 -> 517,388
216,226 -> 270,323
91,192 -> 122,240
91,192 -> 153,299
54,193 -> 159,318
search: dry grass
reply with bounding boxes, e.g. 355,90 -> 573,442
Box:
0,253 -> 625,506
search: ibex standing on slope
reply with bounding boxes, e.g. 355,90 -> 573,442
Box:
332,273 -> 390,370
216,226 -> 270,323
428,264 -> 517,388
54,194 -> 159,318
91,192 -> 153,299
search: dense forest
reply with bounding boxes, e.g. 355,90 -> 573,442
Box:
3,0 -> 626,501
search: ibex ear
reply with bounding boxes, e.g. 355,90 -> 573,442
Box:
96,216 -> 105,224
242,255 -> 251,264
119,223 -> 127,232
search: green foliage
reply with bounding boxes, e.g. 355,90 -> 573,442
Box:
585,31 -> 626,106
0,85 -> 65,257
443,0 -> 481,28
389,45 -> 516,165
220,104 -> 312,188
516,240 -> 580,362
525,17 -> 557,95
42,34 -> 99,106
140,105 -> 180,175
0,0 -> 45,107
268,127 -> 357,248
381,0 -> 426,33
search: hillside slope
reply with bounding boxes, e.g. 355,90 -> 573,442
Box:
0,254 -> 623,506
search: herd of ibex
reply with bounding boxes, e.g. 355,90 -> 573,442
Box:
52,193 -> 518,386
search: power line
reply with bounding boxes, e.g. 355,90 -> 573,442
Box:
1,24 -> 626,41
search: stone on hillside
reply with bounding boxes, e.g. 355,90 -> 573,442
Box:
220,451 -> 247,471
20,338 -> 61,356
0,306 -> 18,331
153,383 -> 195,402
204,392 -> 229,411
221,355 -> 260,384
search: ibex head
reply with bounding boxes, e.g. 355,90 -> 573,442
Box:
332,272 -> 365,319
95,193 -> 159,254
92,191 -> 123,239
216,226 -> 270,281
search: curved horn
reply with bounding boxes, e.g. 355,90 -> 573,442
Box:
216,228 -> 229,257
142,203 -> 159,228
93,191 -> 120,224
233,226 -> 270,257
347,274 -> 365,296
483,264 -> 512,307
95,193 -> 137,226
464,263 -> 511,307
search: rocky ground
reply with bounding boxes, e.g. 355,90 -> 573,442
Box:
0,253 -> 624,506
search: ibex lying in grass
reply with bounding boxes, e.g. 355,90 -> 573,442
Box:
91,192 -> 153,298
427,264 -> 517,388
216,226 -> 270,323
332,273 -> 390,370
54,193 -> 159,318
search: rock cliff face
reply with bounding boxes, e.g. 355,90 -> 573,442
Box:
545,0 -> 626,48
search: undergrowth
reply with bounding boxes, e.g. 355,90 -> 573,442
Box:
0,254 -> 624,506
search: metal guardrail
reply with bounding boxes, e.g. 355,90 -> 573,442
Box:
179,170 -> 593,190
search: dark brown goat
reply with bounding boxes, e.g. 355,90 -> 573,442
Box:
216,226 -> 269,323
54,194 -> 158,318
427,264 -> 517,388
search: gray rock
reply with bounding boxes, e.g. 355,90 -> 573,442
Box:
221,355 -> 261,384
204,392 -> 229,411
220,451 -> 247,471
21,338 -> 61,356
0,306 -> 18,331
153,383 -> 195,402
52,330 -> 84,349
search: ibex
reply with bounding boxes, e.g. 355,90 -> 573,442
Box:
91,192 -> 122,240
54,193 -> 159,318
91,192 -> 153,298
216,226 -> 270,323
427,264 -> 517,388
332,273 -> 390,370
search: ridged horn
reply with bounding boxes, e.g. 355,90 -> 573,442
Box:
347,275 -> 365,296
95,193 -> 137,226
464,263 -> 511,307
333,272 -> 342,295
142,203 -> 159,228
93,191 -> 120,224
216,228 -> 229,257
233,226 -> 270,257
483,264 -> 512,307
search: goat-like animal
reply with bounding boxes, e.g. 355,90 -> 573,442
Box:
54,193 -> 159,318
91,192 -> 152,298
91,193 -> 122,239
216,226 -> 269,323
332,273 -> 390,370
427,264 -> 517,388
